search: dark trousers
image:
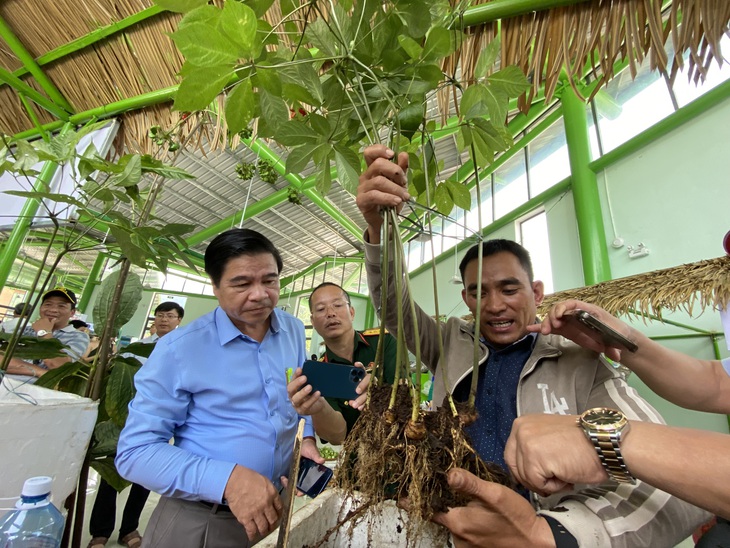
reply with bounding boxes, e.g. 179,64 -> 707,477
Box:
89,478 -> 151,539
697,518 -> 730,548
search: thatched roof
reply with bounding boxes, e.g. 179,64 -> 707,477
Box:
539,256 -> 730,319
1,0 -> 728,150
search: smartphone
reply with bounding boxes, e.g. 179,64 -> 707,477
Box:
296,456 -> 333,498
563,309 -> 639,353
301,360 -> 365,400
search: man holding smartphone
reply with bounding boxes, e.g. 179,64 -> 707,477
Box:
287,282 -> 397,444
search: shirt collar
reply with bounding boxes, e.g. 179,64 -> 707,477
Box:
481,331 -> 537,353
57,324 -> 76,333
215,306 -> 285,345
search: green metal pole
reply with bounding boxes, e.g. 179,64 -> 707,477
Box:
0,15 -> 75,113
460,0 -> 590,27
0,66 -> 70,120
561,87 -> 611,284
77,253 -> 107,314
0,132 -> 69,291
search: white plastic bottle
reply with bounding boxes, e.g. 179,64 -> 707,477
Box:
0,477 -> 65,548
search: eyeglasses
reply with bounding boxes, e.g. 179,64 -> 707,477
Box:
155,313 -> 180,320
312,300 -> 350,317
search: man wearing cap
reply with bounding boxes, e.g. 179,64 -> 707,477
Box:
6,287 -> 89,380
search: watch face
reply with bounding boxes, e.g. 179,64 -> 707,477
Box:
581,408 -> 627,430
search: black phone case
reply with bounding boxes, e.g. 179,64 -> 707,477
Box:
296,456 -> 333,498
301,360 -> 365,400
571,310 -> 639,353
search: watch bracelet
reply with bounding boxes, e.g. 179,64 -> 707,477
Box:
587,432 -> 635,484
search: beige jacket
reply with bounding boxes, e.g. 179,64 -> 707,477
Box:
365,240 -> 708,547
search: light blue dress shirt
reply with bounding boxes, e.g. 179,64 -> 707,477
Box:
116,306 -> 313,504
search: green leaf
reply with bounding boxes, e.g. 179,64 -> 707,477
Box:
225,80 -> 255,135
12,140 -> 39,171
154,0 -> 208,13
309,113 -> 330,136
396,101 -> 423,140
90,457 -> 130,493
219,1 -> 259,59
474,37 -> 501,80
255,64 -> 282,96
160,222 -> 196,236
170,22 -> 239,66
315,157 -> 333,195
33,360 -> 86,389
488,65 -> 530,98
395,1 -> 431,39
257,90 -> 289,137
174,65 -> 234,112
242,0 -> 275,18
140,155 -> 194,179
285,143 -> 317,174
334,147 -> 361,195
422,26 -> 452,62
483,84 -> 508,125
434,182 -> 454,216
398,35 -> 423,60
4,190 -> 85,208
459,84 -> 488,120
472,118 -> 512,152
93,270 -> 144,336
295,63 -> 324,105
120,341 -> 156,359
445,179 -> 472,210
178,4 -> 220,28
274,120 -> 319,146
305,18 -> 339,57
0,332 -> 68,360
110,154 -> 142,188
106,358 -> 141,426
90,421 -> 122,459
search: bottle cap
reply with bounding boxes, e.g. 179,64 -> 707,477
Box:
21,476 -> 53,497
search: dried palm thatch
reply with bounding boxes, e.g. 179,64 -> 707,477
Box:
539,256 -> 730,320
0,0 -> 729,147
439,0 -> 730,120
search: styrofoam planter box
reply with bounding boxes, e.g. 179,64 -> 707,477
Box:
0,377 -> 98,517
261,489 -> 451,547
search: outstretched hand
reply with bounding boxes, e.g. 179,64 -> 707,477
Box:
431,468 -> 554,548
357,144 -> 410,244
527,299 -> 634,362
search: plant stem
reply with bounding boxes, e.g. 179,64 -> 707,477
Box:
468,141 -> 484,409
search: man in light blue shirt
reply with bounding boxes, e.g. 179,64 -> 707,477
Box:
116,229 -> 320,547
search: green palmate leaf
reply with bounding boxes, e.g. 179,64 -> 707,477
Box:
160,222 -> 196,236
396,101 -> 423,140
90,457 -> 130,493
434,182 -> 454,215
334,147 -> 361,194
219,1 -> 259,59
257,19 -> 279,47
140,155 -> 194,179
93,270 -> 144,336
395,1 -> 431,39
293,64 -> 324,105
445,179 -> 472,210
315,157 -> 333,195
255,64 -> 282,96
170,22 -> 239,66
257,90 -> 289,137
154,0 -> 208,13
472,117 -> 512,152
422,26 -> 452,62
483,85 -> 508,125
178,4 -> 220,28
33,360 -> 86,389
225,79 -> 255,135
4,190 -> 85,208
397,34 -> 423,60
174,65 -> 234,112
106,358 -> 141,426
474,37 -> 501,80
274,120 -> 319,146
111,154 -> 142,188
93,188 -> 115,202
281,83 -> 316,107
90,421 -> 123,459
309,113 -> 331,137
242,0 -> 275,18
459,84 -> 488,120
285,143 -> 317,174
488,65 -> 531,98
305,18 -> 339,58
12,140 -> 39,170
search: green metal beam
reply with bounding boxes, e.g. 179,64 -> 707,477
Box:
0,15 -> 75,113
280,256 -> 363,288
78,252 -> 107,314
9,6 -> 164,81
0,66 -> 70,120
0,123 -> 71,292
561,87 -> 611,285
460,0 -> 590,27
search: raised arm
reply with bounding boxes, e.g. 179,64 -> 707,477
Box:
528,299 -> 730,413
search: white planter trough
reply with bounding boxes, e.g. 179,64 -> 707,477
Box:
261,489 -> 451,547
0,376 -> 98,517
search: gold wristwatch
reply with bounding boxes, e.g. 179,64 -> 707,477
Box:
578,407 -> 635,484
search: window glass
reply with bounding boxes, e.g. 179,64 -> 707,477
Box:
518,211 -> 554,294
465,176 -> 493,235
494,151 -> 529,218
671,35 -> 730,107
528,117 -> 570,196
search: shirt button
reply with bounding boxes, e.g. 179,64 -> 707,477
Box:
275,443 -> 279,449
265,378 -> 271,384
270,410 -> 276,416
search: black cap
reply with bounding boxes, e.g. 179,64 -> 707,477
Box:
42,287 -> 77,307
